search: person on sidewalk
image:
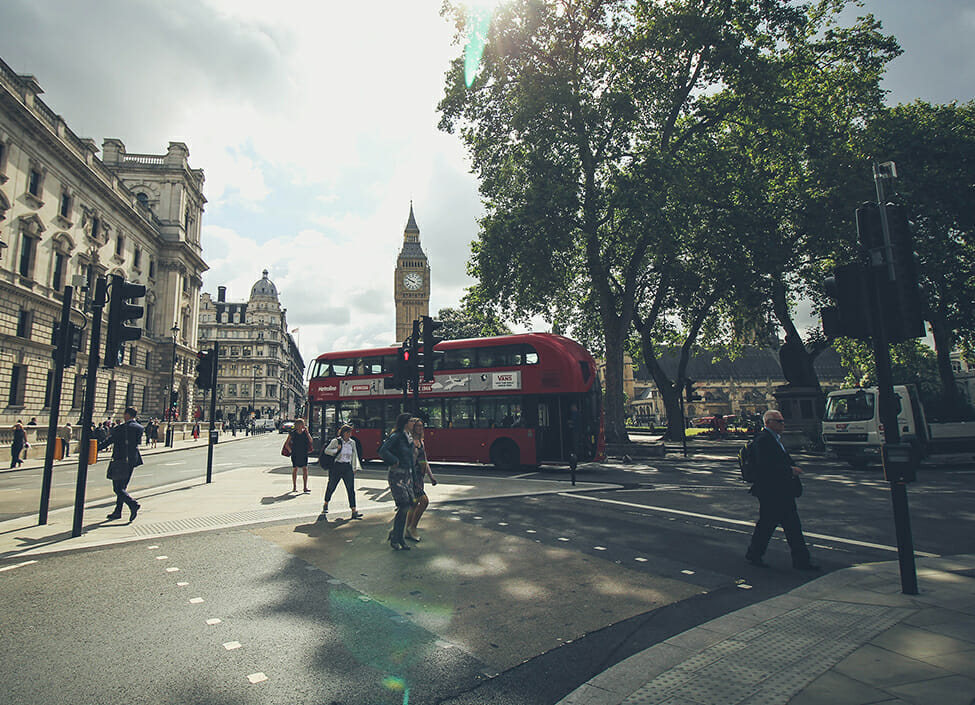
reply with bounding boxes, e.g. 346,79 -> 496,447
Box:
745,409 -> 819,571
61,423 -> 72,458
405,418 -> 437,542
283,418 -> 314,493
320,424 -> 363,520
10,421 -> 27,468
102,407 -> 144,522
191,421 -> 200,441
379,413 -> 416,550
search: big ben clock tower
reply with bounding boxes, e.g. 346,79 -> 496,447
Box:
394,203 -> 431,342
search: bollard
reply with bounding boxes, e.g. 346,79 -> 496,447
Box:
88,438 -> 98,464
54,437 -> 64,460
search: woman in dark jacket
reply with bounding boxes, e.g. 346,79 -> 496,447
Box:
378,412 -> 416,550
10,421 -> 27,468
283,418 -> 314,493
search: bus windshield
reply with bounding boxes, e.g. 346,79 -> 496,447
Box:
824,391 -> 875,422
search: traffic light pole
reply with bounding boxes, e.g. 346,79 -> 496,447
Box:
206,342 -> 219,483
72,276 -> 107,538
39,285 -> 74,525
870,166 -> 918,595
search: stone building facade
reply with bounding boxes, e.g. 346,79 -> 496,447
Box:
198,272 -> 305,423
393,203 -> 430,343
0,56 -> 206,432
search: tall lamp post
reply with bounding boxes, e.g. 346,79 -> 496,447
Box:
167,323 -> 179,446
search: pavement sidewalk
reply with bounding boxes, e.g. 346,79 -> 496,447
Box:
1,443 -> 973,705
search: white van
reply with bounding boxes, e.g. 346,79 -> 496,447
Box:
821,385 -> 929,467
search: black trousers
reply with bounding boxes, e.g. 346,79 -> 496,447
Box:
111,464 -> 138,513
324,462 -> 356,508
747,496 -> 811,565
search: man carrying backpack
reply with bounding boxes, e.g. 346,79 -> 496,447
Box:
744,409 -> 819,571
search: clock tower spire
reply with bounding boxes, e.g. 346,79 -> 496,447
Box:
394,202 -> 431,342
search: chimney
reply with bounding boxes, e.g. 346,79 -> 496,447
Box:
217,286 -> 226,303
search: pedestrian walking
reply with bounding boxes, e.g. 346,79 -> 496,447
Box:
405,418 -> 437,542
282,418 -> 314,493
745,409 -> 819,571
101,407 -> 144,522
378,413 -> 416,550
61,423 -> 72,458
191,421 -> 200,441
320,424 -> 363,520
10,421 -> 27,468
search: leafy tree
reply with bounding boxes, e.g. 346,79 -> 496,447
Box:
859,101 -> 975,416
436,295 -> 512,340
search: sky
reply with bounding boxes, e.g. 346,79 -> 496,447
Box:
1,0 -> 972,367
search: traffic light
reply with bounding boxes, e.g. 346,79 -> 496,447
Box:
52,321 -> 84,366
104,274 -> 146,368
421,315 -> 445,382
855,203 -> 925,343
822,263 -> 872,340
194,350 -> 216,390
685,380 -> 702,403
389,341 -> 411,389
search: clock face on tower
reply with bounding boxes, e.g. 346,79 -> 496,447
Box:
403,272 -> 423,290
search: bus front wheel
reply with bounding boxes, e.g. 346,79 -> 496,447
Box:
490,439 -> 520,471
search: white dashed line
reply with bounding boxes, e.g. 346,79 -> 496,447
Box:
177,581 -> 189,586
0,559 -> 38,572
247,672 -> 268,684
526,529 -> 537,534
737,584 -> 753,590
147,545 -> 159,550
681,569 -> 696,575
222,641 -> 241,650
166,567 -> 179,573
206,619 -> 222,625
189,597 -> 204,604
593,546 -> 607,551
634,557 -> 648,563
497,522 -> 508,526
557,537 -> 570,542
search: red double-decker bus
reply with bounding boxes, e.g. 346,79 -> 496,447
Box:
306,333 -> 605,470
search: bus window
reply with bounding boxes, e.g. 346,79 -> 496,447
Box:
362,399 -> 386,429
523,346 -> 538,365
477,345 -> 520,368
329,359 -> 355,376
445,397 -> 475,428
442,348 -> 474,370
361,357 -> 384,375
418,398 -> 445,428
477,395 -> 522,428
337,400 -> 365,430
310,404 -> 324,436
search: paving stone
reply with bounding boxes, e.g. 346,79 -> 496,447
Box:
786,670 -> 890,705
885,675 -> 975,705
833,644 -> 952,687
870,624 -> 975,659
927,649 -> 975,679
902,606 -> 965,628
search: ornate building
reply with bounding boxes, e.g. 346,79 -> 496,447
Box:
0,56 -> 207,428
394,203 -> 430,342
198,271 -> 305,423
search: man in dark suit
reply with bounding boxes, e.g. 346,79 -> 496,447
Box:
103,406 -> 144,522
745,409 -> 819,571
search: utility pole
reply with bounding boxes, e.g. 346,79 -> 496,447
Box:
39,285 -> 74,524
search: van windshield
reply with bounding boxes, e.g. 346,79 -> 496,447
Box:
824,392 -> 875,421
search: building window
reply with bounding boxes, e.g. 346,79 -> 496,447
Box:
72,374 -> 85,408
106,380 -> 117,411
145,302 -> 154,335
141,386 -> 150,412
18,234 -> 37,278
145,351 -> 152,370
227,384 -> 237,396
125,382 -> 134,408
52,252 -> 66,292
148,258 -> 156,279
136,192 -> 149,208
8,364 -> 27,407
27,167 -> 43,198
115,233 -> 125,258
91,215 -> 100,240
59,191 -> 72,219
133,247 -> 142,269
129,346 -> 137,366
44,370 -> 55,408
16,309 -> 32,338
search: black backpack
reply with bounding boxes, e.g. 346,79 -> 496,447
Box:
319,438 -> 341,469
738,438 -> 758,483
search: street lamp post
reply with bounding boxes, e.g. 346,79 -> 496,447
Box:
167,323 -> 179,446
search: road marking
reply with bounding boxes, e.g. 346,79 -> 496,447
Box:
562,493 -> 940,557
177,581 -> 189,586
206,618 -> 222,625
0,559 -> 38,572
634,557 -> 648,562
147,545 -> 159,549
163,461 -> 186,466
247,673 -> 268,684
594,546 -> 607,551
189,597 -> 204,604
155,555 -> 168,560
166,567 -> 179,572
223,641 -> 241,650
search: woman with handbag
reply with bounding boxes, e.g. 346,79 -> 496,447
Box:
321,424 -> 364,520
10,421 -> 27,468
282,418 -> 313,493
378,413 -> 416,550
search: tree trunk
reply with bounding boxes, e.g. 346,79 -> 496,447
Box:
929,312 -> 960,416
602,331 -> 630,444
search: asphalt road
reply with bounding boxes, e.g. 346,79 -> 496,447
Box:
2,435 -> 973,704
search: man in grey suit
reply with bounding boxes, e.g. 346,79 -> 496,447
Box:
745,409 -> 819,571
103,407 -> 144,522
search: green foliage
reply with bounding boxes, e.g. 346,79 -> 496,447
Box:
436,289 -> 513,340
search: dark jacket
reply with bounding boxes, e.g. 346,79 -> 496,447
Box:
379,431 -> 414,472
102,419 -> 144,469
750,427 -> 802,500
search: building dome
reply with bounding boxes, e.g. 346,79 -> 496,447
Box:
249,269 -> 278,299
